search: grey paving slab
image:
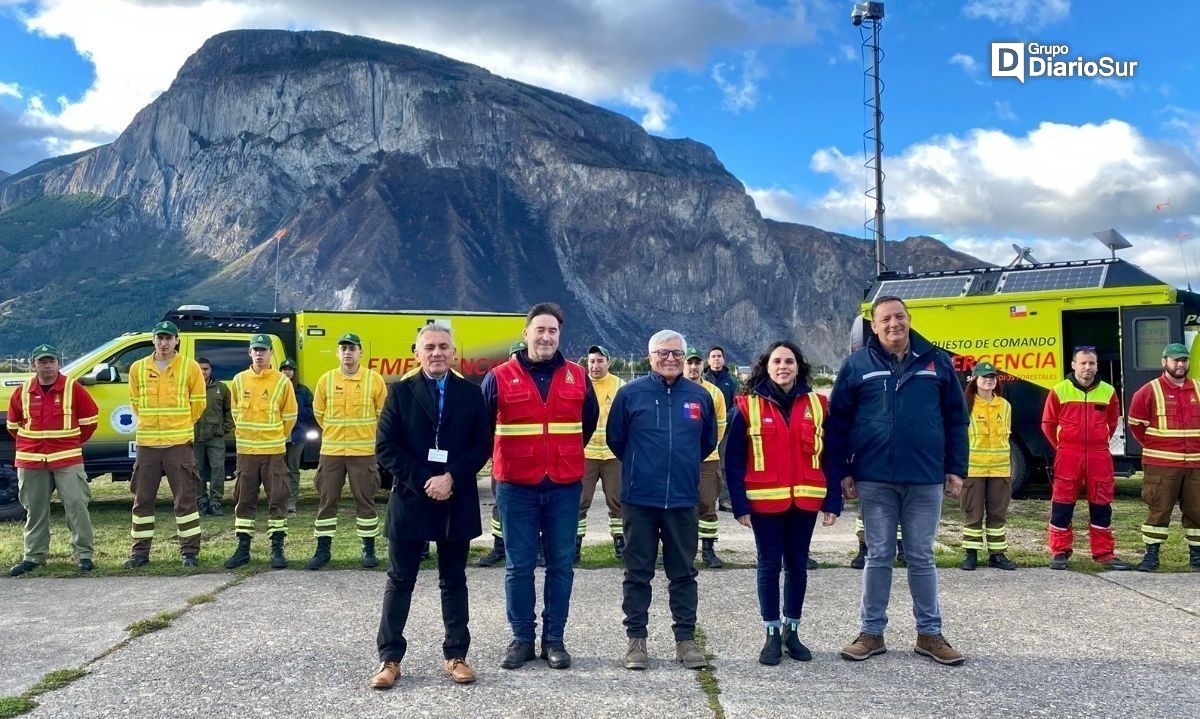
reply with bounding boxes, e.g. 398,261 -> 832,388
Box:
0,574 -> 232,696
699,567 -> 1200,719
1098,571 -> 1200,615
26,568 -> 711,719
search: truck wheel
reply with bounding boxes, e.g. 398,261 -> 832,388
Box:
0,463 -> 25,523
1009,444 -> 1032,499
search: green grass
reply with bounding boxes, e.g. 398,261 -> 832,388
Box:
0,668 -> 89,718
0,697 -> 35,718
692,627 -> 725,719
126,611 -> 182,638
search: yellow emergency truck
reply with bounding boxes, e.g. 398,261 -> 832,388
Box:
857,256 -> 1200,496
0,306 -> 525,520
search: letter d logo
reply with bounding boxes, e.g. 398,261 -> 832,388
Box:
991,42 -> 1025,83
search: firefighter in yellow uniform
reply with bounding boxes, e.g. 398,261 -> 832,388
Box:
306,332 -> 389,570
685,347 -> 727,568
224,334 -> 298,569
960,362 -> 1017,570
124,320 -> 207,569
577,344 -> 626,563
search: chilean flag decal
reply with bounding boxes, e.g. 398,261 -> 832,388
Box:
683,402 -> 702,420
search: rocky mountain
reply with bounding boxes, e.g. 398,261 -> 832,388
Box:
0,29 -> 982,368
0,170 -> 8,181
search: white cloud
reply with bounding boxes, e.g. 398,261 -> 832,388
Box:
963,0 -> 1070,29
948,53 -> 981,83
3,0 -> 819,168
827,43 -> 856,65
750,119 -> 1200,284
994,100 -> 1017,121
1094,77 -> 1134,98
711,50 -> 766,113
0,82 -> 21,99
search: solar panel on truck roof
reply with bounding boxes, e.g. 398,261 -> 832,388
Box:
874,276 -> 973,301
998,265 -> 1106,293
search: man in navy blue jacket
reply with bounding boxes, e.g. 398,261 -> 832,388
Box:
825,296 -> 969,667
607,330 -> 717,672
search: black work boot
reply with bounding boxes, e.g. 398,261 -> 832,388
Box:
960,549 -> 978,571
307,536 -> 332,571
987,552 -> 1017,570
850,540 -> 867,569
701,539 -> 723,569
478,536 -> 505,567
1190,545 -> 1200,571
269,531 -> 288,570
362,537 -> 379,568
895,543 -> 908,567
224,533 -> 252,569
573,536 -> 583,565
758,626 -> 782,665
613,535 -> 625,561
781,621 -> 812,661
1137,543 -> 1160,572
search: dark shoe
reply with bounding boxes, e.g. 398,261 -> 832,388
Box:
573,535 -> 583,565
675,640 -> 707,669
624,637 -> 649,670
420,541 -> 431,561
269,531 -> 287,569
1098,555 -> 1132,571
613,535 -> 625,561
915,633 -> 965,666
1190,545 -> 1200,570
1137,545 -> 1160,572
478,536 -> 505,567
850,541 -> 867,569
718,499 -> 733,513
541,642 -> 571,669
362,537 -> 379,568
307,536 -> 332,571
840,632 -> 886,661
758,627 -> 782,665
224,533 -> 252,569
895,545 -> 908,567
181,555 -> 199,569
500,640 -> 535,670
960,549 -> 978,571
1048,552 -> 1070,571
78,558 -> 94,572
9,560 -> 39,577
209,503 -> 223,516
987,553 -> 1017,571
807,557 -> 818,570
701,539 -> 723,569
198,501 -> 211,516
781,621 -> 812,661
123,555 -> 150,570
370,661 -> 401,690
286,504 -> 297,515
444,658 -> 476,684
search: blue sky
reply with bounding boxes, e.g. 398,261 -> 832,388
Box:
0,1 -> 1197,282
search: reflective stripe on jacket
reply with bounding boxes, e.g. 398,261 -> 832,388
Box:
313,366 -> 387,456
735,391 -> 827,513
696,378 -> 727,462
1127,375 -> 1200,466
967,394 -> 1011,477
491,358 -> 587,484
129,354 -> 207,447
8,374 -> 99,469
232,368 -> 298,455
585,373 -> 625,461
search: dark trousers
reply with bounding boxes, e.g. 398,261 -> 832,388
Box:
377,539 -> 471,662
622,502 -> 699,641
751,507 -> 817,624
130,444 -> 201,557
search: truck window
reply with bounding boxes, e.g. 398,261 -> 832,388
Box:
104,343 -> 154,382
1133,317 -> 1170,370
195,340 -> 251,382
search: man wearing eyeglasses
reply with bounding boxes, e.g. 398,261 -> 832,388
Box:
481,303 -> 599,671
1042,346 -> 1132,571
607,331 -> 718,671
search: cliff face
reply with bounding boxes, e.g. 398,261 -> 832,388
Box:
0,30 -> 980,366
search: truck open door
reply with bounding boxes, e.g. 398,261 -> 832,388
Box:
1120,304 -> 1183,456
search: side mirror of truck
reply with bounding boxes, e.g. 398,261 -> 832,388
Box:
80,363 -> 120,385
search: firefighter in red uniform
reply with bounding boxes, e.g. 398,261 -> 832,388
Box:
1041,347 -> 1132,570
7,344 -> 100,575
1126,343 -> 1200,571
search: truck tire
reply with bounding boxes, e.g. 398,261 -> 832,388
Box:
1009,443 -> 1033,499
0,463 -> 25,523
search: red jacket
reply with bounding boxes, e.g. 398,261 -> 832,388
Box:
1127,375 -> 1200,467
7,374 -> 99,469
491,358 -> 587,484
1041,376 -> 1119,452
734,392 -> 828,514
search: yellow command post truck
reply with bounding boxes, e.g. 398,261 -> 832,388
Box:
858,257 -> 1200,496
0,306 -> 525,520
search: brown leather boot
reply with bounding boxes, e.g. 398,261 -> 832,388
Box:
840,632 -> 886,661
370,661 -> 401,690
915,633 -> 965,666
444,658 -> 477,684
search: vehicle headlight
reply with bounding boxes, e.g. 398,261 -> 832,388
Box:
306,430 -> 320,440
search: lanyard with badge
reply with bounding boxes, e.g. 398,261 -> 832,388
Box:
428,376 -> 449,464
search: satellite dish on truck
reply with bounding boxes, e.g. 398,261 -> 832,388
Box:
1007,244 -> 1041,267
1093,229 -> 1132,259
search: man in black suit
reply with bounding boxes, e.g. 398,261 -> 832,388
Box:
370,322 -> 493,689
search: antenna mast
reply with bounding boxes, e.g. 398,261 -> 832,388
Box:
852,2 -> 886,276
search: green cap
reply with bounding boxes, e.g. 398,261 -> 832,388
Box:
151,320 -> 179,337
971,361 -> 998,378
509,340 -> 528,356
280,359 -> 297,370
1163,343 -> 1190,359
684,346 -> 703,361
587,344 -> 611,358
249,333 -> 272,350
30,343 -> 59,361
337,332 -> 362,347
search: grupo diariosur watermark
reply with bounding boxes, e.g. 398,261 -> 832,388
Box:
991,42 -> 1138,83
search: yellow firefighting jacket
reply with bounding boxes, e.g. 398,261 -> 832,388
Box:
231,367 -> 298,455
585,373 -> 625,461
697,378 -> 727,462
313,366 -> 387,456
129,353 -> 206,447
968,394 -> 1011,477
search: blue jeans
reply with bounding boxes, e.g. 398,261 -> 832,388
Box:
751,507 -> 818,626
857,481 -> 943,635
496,480 -> 583,645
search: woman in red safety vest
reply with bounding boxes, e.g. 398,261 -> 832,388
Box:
726,340 -> 842,666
